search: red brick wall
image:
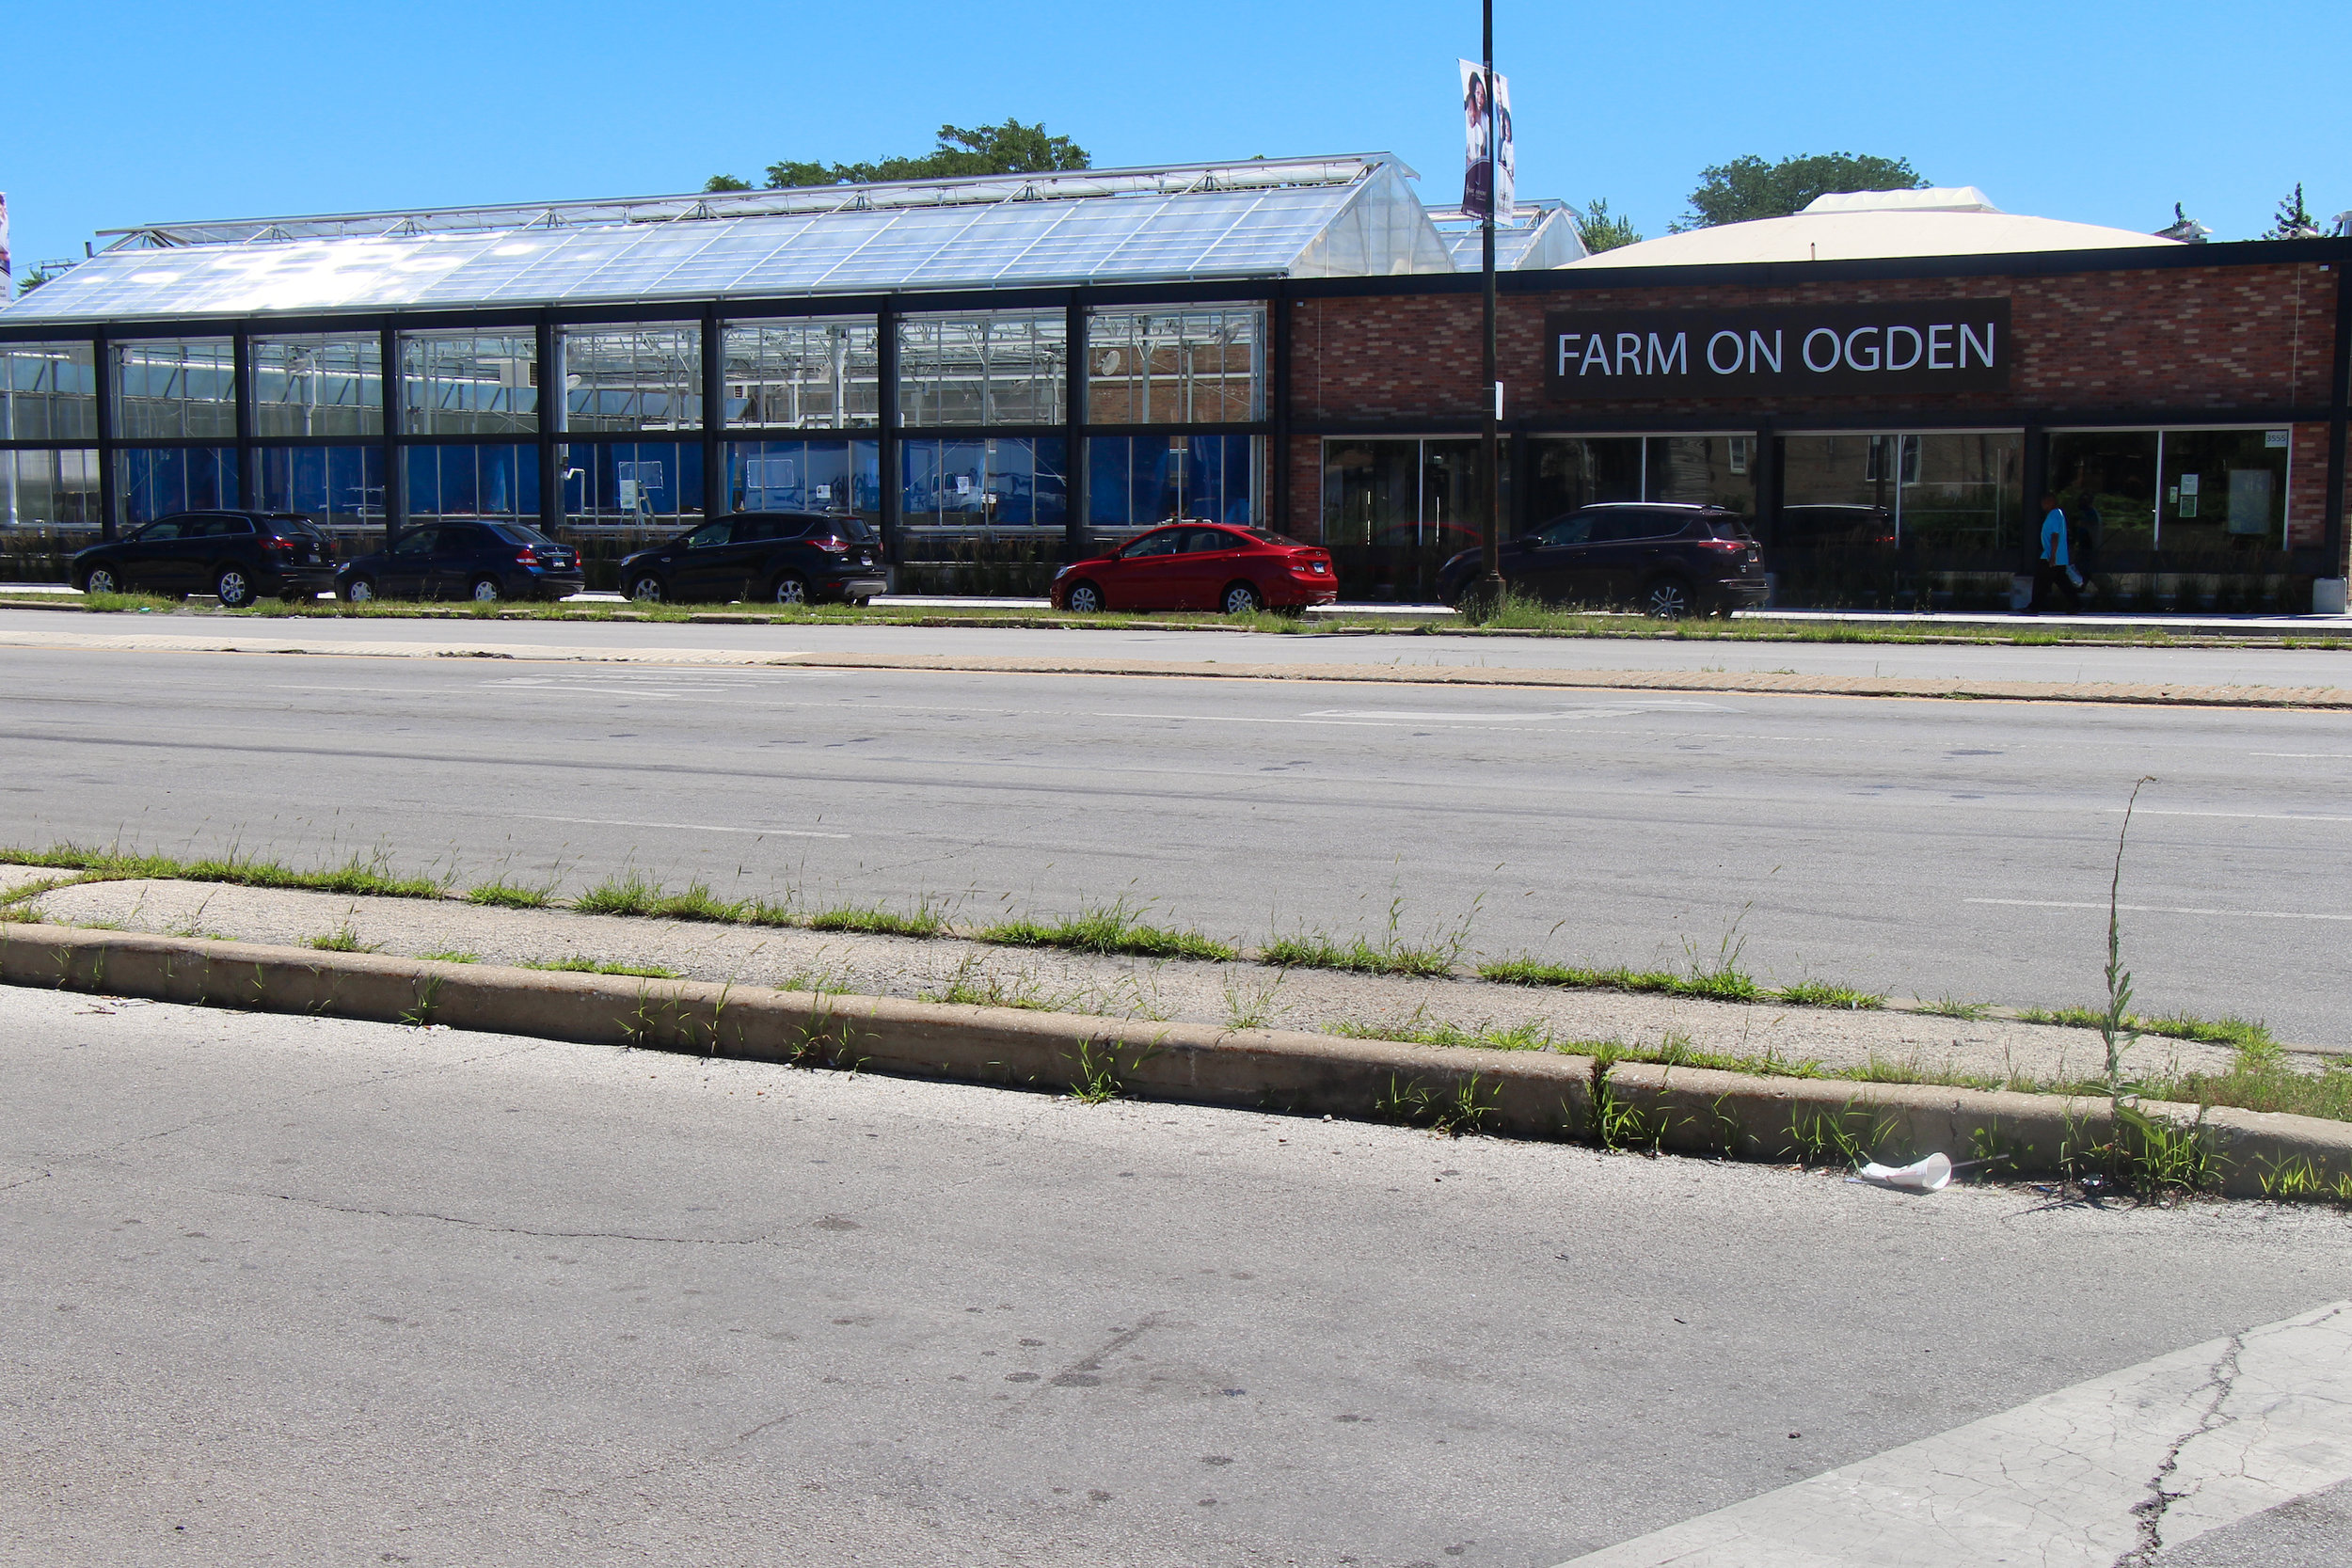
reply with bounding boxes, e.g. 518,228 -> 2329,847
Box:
1290,262 -> 2342,425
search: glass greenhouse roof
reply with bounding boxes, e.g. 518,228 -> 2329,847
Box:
4,156 -> 1454,325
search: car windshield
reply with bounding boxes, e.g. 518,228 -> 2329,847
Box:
1693,517 -> 1755,540
821,515 -> 874,542
266,515 -> 326,540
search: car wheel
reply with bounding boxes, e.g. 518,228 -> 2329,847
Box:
1063,580 -> 1104,614
215,567 -> 256,609
1220,581 -> 1263,615
850,596 -> 873,609
342,577 -> 376,604
1642,575 -> 1693,620
771,573 -> 808,606
628,575 -> 664,604
83,567 -> 119,595
469,577 -> 501,603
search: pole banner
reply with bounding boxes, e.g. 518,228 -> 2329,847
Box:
1456,61 -> 1515,222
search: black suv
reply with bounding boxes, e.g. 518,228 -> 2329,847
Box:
618,512 -> 888,605
1437,503 -> 1767,616
336,519 -> 584,603
72,511 -> 338,607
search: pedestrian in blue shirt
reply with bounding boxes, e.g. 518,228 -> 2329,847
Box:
2031,492 -> 2081,612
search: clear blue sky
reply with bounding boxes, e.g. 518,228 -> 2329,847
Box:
8,0 -> 2346,278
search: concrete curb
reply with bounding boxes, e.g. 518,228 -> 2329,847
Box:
6,922 -> 2347,1197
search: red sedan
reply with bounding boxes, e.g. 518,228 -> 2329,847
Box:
1050,523 -> 1339,614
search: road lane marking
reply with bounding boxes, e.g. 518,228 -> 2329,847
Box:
1966,897 -> 2352,922
1555,1300 -> 2352,1568
516,813 -> 850,839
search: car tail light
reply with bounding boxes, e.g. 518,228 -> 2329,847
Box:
515,547 -> 541,565
813,535 -> 850,554
262,535 -> 294,552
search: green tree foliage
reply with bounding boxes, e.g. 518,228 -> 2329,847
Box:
2265,182 -> 2321,240
1677,152 -> 1927,229
759,119 -> 1089,190
1574,198 -> 1642,254
702,173 -> 753,193
16,264 -> 64,297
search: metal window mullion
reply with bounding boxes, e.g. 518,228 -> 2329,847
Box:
1064,296 -> 1086,562
701,304 -> 723,517
538,317 -> 563,534
379,324 -> 404,546
94,331 -> 117,538
233,328 -> 255,510
878,298 -> 901,562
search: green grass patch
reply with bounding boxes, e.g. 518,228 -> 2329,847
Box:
420,949 -> 479,963
2014,1004 -> 2275,1050
465,879 -> 555,910
0,843 -> 444,900
1261,931 -> 1458,978
1773,979 -> 1888,1009
520,956 -> 679,979
1477,956 -> 1769,1004
977,901 -> 1235,962
569,874 -> 754,924
804,901 -> 947,938
1920,995 -> 1994,1021
305,923 -> 379,953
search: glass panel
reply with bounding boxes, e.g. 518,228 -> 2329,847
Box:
898,436 -> 1067,528
1086,435 -> 1263,544
1778,434 -> 1898,511
1086,305 -> 1265,424
562,324 -> 702,433
399,332 -> 538,436
1319,436 -> 1505,601
1896,433 -> 2021,555
250,334 -> 383,437
2049,431 -> 2158,556
1644,436 -> 1758,514
255,446 -> 386,530
723,318 -> 880,429
1420,439 -> 1486,561
405,443 -> 538,519
113,339 -> 237,439
724,439 -> 882,528
117,446 -> 239,527
1527,436 -> 1643,524
560,441 -> 706,525
0,341 -> 99,440
898,310 -> 1066,427
1321,438 -> 1422,547
0,448 -> 102,527
2159,428 -> 2289,556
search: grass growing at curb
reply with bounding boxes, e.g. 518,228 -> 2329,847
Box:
306,923 -> 379,953
978,901 -> 1235,962
1261,931 -> 1458,978
2017,1004 -> 2276,1050
420,949 -> 479,963
1477,955 -> 1879,1007
572,875 -> 751,924
1,844 -> 445,900
520,956 -> 680,979
465,879 -> 556,910
804,902 -> 947,938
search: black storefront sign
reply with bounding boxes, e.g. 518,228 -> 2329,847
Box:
1544,301 -> 2011,399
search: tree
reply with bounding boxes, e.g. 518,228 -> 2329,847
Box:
2265,182 -> 2321,240
760,119 -> 1089,190
16,263 -> 65,297
1574,198 -> 1641,254
1677,152 -> 1927,230
702,173 -> 753,193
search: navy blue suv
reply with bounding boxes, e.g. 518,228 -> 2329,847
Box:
72,511 -> 338,607
1438,503 -> 1766,617
619,512 -> 888,605
336,519 -> 584,603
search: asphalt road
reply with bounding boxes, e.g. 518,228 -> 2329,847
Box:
6,605 -> 2352,686
4,991 -> 2346,1567
5,634 -> 2350,1042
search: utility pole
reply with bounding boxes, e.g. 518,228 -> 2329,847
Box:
1476,0 -> 1505,609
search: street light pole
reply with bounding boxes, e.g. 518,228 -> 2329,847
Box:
1477,0 -> 1505,610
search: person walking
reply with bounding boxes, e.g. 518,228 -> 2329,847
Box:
2031,491 -> 2081,612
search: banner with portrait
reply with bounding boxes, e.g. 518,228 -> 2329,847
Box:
1455,61 -> 1514,222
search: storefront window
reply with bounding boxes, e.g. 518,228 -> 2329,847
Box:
251,335 -> 383,438
562,440 -> 704,526
1,448 -> 102,528
0,341 -> 99,440
113,339 -> 237,440
1320,436 -> 1506,599
405,443 -> 537,519
1528,437 -> 1641,520
563,325 -> 701,433
723,318 -> 880,429
1088,435 -> 1262,540
898,311 -> 1066,427
1085,306 -> 1264,424
899,436 -> 1066,527
1645,436 -> 1757,513
2158,428 -> 2289,556
2048,431 -> 2157,555
1893,433 -> 2021,554
400,332 -> 537,436
724,439 -> 882,523
117,446 -> 239,526
256,446 -> 384,529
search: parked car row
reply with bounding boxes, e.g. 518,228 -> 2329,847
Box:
1435,502 -> 1768,616
69,511 -> 338,608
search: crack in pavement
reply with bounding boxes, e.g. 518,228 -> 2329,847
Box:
231,1187 -> 775,1245
2114,1329 -> 2248,1566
